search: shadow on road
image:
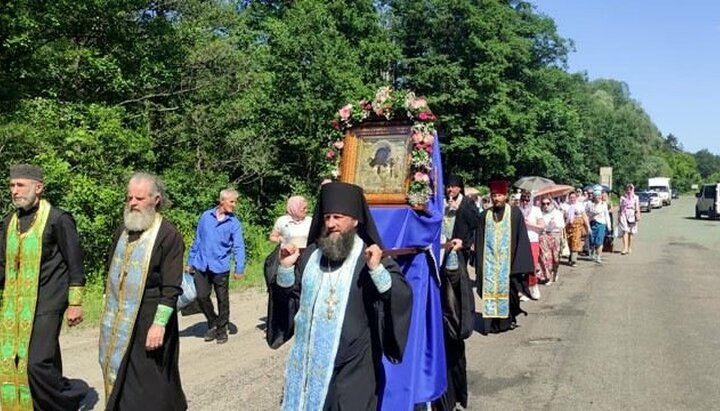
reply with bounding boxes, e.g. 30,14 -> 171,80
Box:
179,322 -> 239,338
682,216 -> 720,222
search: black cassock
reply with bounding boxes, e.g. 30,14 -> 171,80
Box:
105,220 -> 187,411
0,205 -> 87,411
475,206 -> 534,334
265,243 -> 413,411
434,196 -> 477,411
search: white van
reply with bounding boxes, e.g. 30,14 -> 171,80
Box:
695,183 -> 720,219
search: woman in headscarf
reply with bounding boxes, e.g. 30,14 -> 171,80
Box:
564,191 -> 590,267
618,183 -> 640,254
269,195 -> 312,249
539,196 -> 565,284
519,191 -> 544,299
586,186 -> 612,263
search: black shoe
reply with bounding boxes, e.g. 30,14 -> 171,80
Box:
216,330 -> 228,344
204,327 -> 217,342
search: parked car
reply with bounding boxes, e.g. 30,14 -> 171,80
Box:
648,192 -> 662,209
695,183 -> 720,219
671,189 -> 679,199
638,192 -> 652,212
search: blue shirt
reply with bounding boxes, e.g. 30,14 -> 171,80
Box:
188,208 -> 246,275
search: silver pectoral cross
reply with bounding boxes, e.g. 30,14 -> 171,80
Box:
325,287 -> 337,320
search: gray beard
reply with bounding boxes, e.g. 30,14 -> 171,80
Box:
123,206 -> 156,232
13,192 -> 37,210
317,229 -> 356,262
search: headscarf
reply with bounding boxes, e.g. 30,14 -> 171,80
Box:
306,182 -> 383,248
286,195 -> 307,222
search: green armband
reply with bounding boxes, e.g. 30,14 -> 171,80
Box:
68,286 -> 84,306
153,304 -> 174,327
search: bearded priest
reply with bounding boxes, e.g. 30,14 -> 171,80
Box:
265,182 -> 413,410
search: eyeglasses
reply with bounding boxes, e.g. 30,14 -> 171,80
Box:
542,202 -> 551,205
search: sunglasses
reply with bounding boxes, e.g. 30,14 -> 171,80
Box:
542,202 -> 551,205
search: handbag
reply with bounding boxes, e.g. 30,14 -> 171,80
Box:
177,271 -> 198,310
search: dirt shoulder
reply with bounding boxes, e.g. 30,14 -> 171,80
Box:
63,288 -> 286,411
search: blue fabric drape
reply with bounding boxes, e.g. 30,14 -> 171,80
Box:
372,137 -> 447,410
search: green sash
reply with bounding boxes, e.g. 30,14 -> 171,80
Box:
0,200 -> 51,411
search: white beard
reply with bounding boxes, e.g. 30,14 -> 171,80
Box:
123,206 -> 156,232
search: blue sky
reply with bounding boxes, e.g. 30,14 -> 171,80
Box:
533,1 -> 720,154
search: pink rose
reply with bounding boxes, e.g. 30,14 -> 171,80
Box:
411,97 -> 427,110
338,104 -> 352,120
333,140 -> 344,149
326,149 -> 336,159
411,131 -> 423,144
422,133 -> 434,145
414,172 -> 429,182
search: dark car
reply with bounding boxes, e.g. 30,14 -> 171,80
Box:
671,189 -> 679,199
638,192 -> 652,212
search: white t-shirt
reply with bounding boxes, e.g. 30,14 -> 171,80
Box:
542,209 -> 566,232
273,215 -> 312,248
522,205 -> 543,243
586,201 -> 610,225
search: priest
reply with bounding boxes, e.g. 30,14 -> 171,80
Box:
265,182 -> 413,410
476,180 -> 534,334
99,172 -> 186,410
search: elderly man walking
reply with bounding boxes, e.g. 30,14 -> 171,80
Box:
99,172 -> 187,410
0,164 -> 87,410
187,188 -> 246,344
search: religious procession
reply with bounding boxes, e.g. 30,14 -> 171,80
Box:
0,87 -> 644,411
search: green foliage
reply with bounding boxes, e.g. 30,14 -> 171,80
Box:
0,0 -> 714,300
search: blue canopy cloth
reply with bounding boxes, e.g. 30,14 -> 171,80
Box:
371,136 -> 447,410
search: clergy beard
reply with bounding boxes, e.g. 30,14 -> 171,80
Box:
317,228 -> 356,262
123,205 -> 156,232
12,190 -> 38,210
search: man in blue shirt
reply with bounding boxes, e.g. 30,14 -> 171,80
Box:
187,188 -> 245,344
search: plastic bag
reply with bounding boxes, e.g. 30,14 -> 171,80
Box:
177,271 -> 197,310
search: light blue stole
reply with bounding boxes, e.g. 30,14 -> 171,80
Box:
282,235 -> 364,411
98,215 -> 163,399
481,205 -> 512,318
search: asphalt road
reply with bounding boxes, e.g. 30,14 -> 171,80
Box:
465,196 -> 720,410
62,196 -> 719,410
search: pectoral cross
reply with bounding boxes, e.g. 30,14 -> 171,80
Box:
325,287 -> 337,320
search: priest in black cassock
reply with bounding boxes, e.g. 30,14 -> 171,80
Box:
476,180 -> 534,334
99,172 -> 186,411
265,182 -> 413,411
0,164 -> 87,411
434,174 -> 477,411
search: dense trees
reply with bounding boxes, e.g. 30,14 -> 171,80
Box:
0,0 -> 714,277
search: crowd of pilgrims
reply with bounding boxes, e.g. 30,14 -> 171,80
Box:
261,176 -> 643,410
446,178 -> 642,303
1,161 -> 645,411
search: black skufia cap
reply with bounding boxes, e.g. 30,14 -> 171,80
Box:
307,182 -> 383,248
